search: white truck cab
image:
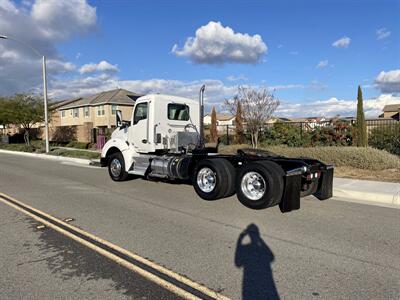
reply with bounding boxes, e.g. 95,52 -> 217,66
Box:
100,86 -> 334,212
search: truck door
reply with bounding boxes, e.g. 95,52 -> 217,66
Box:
130,101 -> 152,153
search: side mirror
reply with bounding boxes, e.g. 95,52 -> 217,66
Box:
116,110 -> 123,127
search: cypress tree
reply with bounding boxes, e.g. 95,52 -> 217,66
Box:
210,106 -> 218,143
235,101 -> 244,144
356,85 -> 368,147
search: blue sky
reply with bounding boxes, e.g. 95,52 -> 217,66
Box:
1,0 -> 399,117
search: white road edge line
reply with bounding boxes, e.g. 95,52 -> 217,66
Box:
0,192 -> 229,300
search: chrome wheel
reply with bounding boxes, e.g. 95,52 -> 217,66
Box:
241,171 -> 266,201
197,167 -> 216,193
110,158 -> 122,177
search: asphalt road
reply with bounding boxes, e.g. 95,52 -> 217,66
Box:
0,153 -> 399,299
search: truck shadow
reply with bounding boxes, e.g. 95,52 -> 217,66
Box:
235,223 -> 280,300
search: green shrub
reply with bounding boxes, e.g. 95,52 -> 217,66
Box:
66,141 -> 90,149
49,148 -> 100,159
219,145 -> 400,170
262,123 -> 309,147
260,121 -> 355,147
369,124 -> 400,156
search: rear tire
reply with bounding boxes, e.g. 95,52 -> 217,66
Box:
193,159 -> 235,200
108,152 -> 129,181
236,161 -> 284,210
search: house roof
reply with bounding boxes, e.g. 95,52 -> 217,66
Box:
204,114 -> 235,121
383,104 -> 400,112
58,89 -> 143,110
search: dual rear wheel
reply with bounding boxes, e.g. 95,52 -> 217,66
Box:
193,159 -> 284,209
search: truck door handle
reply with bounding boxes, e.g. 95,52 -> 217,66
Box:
141,139 -> 147,143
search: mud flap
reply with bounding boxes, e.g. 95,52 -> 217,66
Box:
279,170 -> 302,213
314,166 -> 334,200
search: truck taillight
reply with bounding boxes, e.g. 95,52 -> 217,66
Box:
307,171 -> 320,181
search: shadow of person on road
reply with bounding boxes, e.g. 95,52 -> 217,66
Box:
235,223 -> 280,300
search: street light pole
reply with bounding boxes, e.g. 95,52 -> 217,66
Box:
0,34 -> 50,153
42,56 -> 49,153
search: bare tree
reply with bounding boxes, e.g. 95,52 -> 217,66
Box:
225,86 -> 279,148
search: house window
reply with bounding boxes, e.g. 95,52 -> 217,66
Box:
167,103 -> 189,121
70,109 -> 73,116
84,107 -> 90,117
73,108 -> 79,118
97,105 -> 105,116
61,110 -> 65,118
111,104 -> 118,115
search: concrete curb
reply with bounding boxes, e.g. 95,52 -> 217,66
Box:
1,149 -> 399,206
333,178 -> 400,206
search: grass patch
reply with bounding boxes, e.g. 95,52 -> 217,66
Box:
219,145 -> 400,171
0,141 -> 100,160
0,140 -> 45,153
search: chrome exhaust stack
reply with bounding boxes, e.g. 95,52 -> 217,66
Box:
198,85 -> 206,148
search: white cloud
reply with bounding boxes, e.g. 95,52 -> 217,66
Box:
0,0 -> 97,95
49,75 -> 236,109
375,69 -> 400,93
277,94 -> 400,118
47,59 -> 76,73
31,0 -> 97,40
309,80 -> 328,91
172,21 -> 267,64
0,0 -> 18,13
376,28 -> 391,40
226,74 -> 248,82
79,60 -> 119,74
289,51 -> 299,55
332,36 -> 351,48
316,60 -> 329,69
47,70 -> 397,118
270,84 -> 305,90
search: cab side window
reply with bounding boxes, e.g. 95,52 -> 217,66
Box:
168,103 -> 189,121
133,102 -> 148,124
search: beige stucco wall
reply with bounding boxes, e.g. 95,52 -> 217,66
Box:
59,104 -> 134,128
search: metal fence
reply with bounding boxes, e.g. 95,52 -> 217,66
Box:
208,118 -> 399,145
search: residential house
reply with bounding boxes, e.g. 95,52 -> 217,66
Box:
203,114 -> 236,133
379,104 -> 400,120
50,89 -> 142,142
290,116 -> 327,129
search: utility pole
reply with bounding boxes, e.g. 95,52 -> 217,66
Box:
0,34 -> 50,153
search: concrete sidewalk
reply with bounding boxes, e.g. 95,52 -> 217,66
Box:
334,177 -> 400,206
1,149 -> 399,207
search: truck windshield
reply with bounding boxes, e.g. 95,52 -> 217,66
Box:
168,103 -> 189,121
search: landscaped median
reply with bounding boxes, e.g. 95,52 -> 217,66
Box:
0,141 -> 100,160
219,145 -> 400,183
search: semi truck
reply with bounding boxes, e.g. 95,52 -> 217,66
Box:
100,86 -> 333,212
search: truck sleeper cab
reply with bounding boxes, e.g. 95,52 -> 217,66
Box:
101,89 -> 333,213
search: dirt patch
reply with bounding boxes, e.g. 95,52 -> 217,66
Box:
335,167 -> 399,183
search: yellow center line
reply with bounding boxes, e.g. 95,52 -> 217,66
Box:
0,192 -> 230,300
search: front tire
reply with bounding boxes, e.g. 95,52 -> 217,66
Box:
236,161 -> 284,209
108,152 -> 129,181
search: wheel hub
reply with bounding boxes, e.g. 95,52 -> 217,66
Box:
241,171 -> 266,200
110,158 -> 122,177
197,167 -> 216,193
